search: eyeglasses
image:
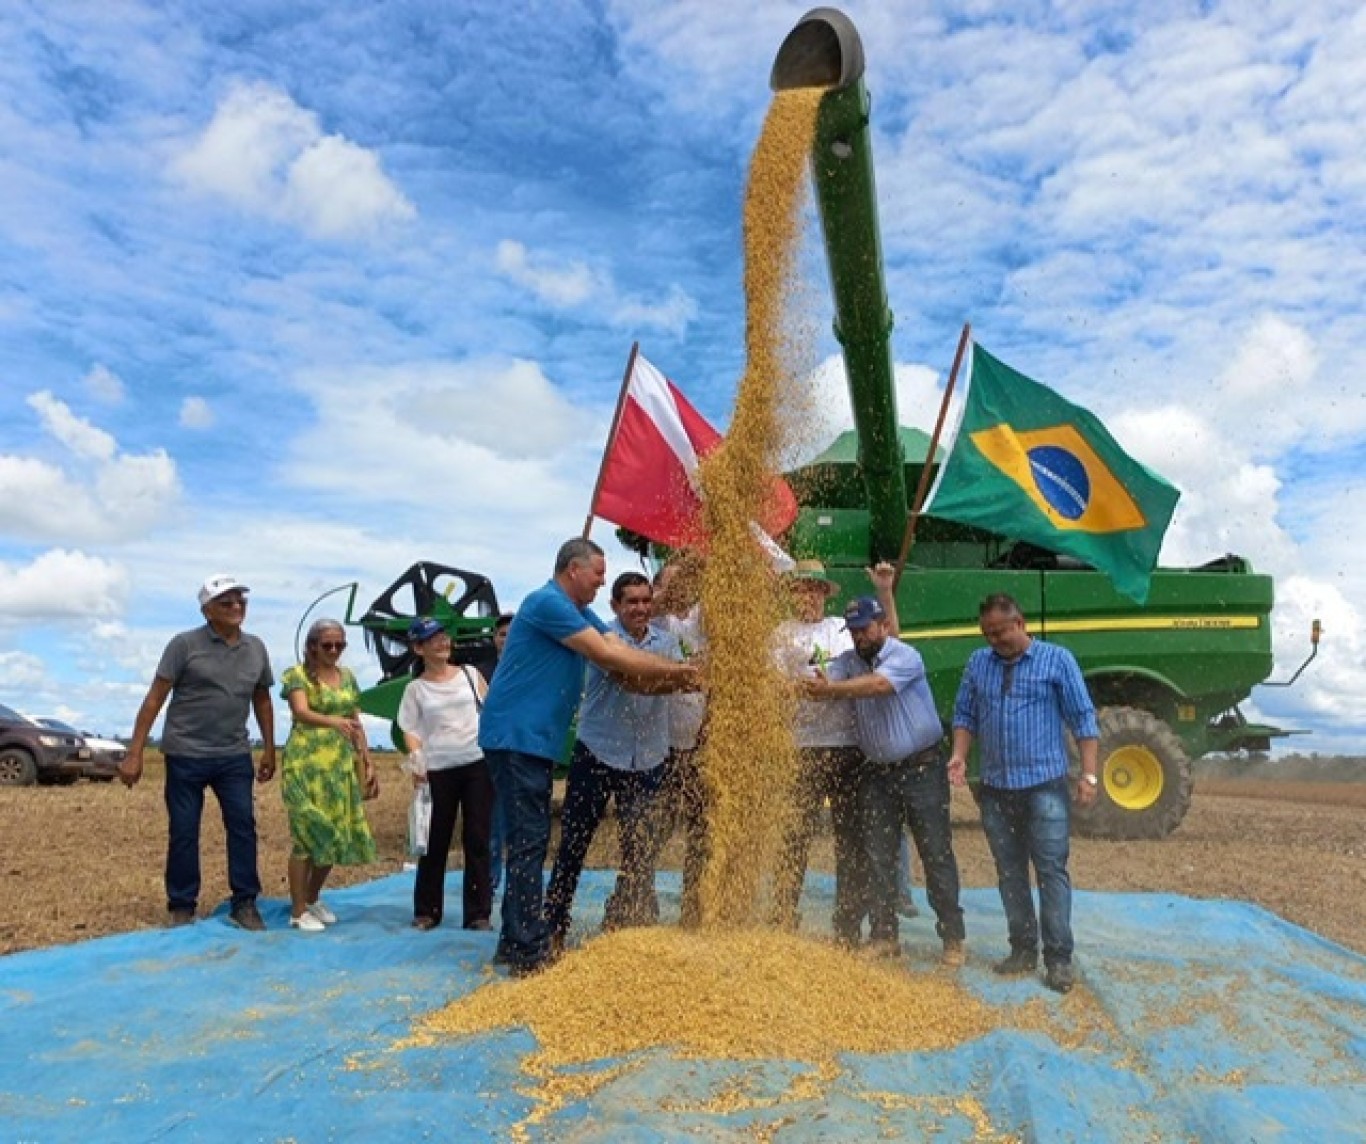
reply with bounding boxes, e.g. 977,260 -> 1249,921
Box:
319,642 -> 347,652
1002,661 -> 1016,697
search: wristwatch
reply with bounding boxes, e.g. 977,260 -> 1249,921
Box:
1081,773 -> 1099,787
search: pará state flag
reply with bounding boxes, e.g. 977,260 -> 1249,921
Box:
923,343 -> 1180,603
591,353 -> 798,550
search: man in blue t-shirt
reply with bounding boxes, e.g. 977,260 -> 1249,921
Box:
479,537 -> 699,976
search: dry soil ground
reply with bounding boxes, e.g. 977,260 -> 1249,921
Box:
2,758 -> 1363,957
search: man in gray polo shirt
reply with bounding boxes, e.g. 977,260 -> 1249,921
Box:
121,574 -> 276,930
804,596 -> 966,966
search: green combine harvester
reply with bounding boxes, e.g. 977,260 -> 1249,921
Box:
769,6 -> 1316,840
346,7 -> 1317,843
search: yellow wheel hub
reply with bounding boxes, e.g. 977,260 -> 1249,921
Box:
1103,745 -> 1165,810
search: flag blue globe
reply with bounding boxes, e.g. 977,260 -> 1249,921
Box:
1028,445 -> 1090,520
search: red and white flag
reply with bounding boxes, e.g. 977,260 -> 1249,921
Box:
590,352 -> 799,549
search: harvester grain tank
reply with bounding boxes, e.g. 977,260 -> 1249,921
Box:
771,7 -> 1311,840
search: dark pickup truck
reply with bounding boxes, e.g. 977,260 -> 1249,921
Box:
0,702 -> 92,786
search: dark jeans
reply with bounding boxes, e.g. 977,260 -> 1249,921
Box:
488,790 -> 506,894
862,750 -> 965,945
652,747 -> 709,927
545,742 -> 665,942
484,748 -> 554,970
978,777 -> 1074,966
773,746 -> 868,944
163,753 -> 261,911
415,761 -> 494,928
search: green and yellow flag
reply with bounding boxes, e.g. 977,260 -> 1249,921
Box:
924,343 -> 1180,603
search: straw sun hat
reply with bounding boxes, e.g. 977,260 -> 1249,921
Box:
785,559 -> 840,597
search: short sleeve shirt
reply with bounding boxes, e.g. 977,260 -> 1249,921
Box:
775,616 -> 858,750
157,625 -> 274,757
828,638 -> 941,763
478,580 -> 609,762
577,619 -> 680,771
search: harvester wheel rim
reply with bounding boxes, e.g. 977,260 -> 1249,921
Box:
1102,744 -> 1165,811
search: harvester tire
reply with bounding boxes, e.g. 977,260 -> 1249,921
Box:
1072,706 -> 1193,841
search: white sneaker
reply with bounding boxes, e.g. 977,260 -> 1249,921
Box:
290,912 -> 326,932
307,901 -> 337,925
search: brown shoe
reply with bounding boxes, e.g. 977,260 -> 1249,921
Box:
168,908 -> 195,928
228,901 -> 266,932
467,919 -> 492,931
412,916 -> 438,932
941,941 -> 966,968
862,937 -> 901,960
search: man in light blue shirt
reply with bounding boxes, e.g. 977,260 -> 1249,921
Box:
806,596 -> 966,965
949,592 -> 1100,994
543,571 -> 686,952
479,539 -> 697,976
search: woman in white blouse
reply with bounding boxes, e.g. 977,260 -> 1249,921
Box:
397,616 -> 493,931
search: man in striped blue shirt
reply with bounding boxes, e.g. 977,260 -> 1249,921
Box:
948,593 -> 1100,993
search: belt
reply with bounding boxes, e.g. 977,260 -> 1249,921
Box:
900,744 -> 943,768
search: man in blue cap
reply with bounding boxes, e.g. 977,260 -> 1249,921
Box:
804,595 -> 965,966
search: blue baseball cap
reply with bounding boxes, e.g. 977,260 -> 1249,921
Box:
843,596 -> 886,630
407,616 -> 446,643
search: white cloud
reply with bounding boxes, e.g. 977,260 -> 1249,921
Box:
83,364 -> 126,404
0,397 -> 179,544
0,550 -> 129,619
0,650 -> 47,690
495,239 -> 698,334
179,396 -> 214,429
495,240 -> 597,306
26,390 -> 116,461
171,81 -> 415,238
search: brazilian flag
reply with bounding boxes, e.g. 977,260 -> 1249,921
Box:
925,344 -> 1180,603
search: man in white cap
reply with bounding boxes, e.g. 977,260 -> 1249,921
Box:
121,574 -> 276,931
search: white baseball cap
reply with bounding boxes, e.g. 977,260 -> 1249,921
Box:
198,574 -> 251,608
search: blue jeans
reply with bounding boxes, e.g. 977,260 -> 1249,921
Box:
484,749 -> 554,969
544,742 -> 665,940
163,754 -> 261,911
862,753 -> 965,944
978,777 -> 1074,966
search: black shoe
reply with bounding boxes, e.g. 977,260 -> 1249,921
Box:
1045,962 -> 1075,994
168,908 -> 195,928
467,919 -> 492,932
992,948 -> 1039,976
229,901 -> 266,932
508,958 -> 547,979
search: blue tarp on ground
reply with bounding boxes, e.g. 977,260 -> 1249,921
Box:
2,872 -> 1364,1142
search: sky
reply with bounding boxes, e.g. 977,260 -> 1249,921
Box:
1,0 -> 1361,752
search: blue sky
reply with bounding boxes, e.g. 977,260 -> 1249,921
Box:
1,0 -> 1361,751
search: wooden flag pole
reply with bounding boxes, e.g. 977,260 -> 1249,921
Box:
583,341 -> 641,539
893,322 -> 971,588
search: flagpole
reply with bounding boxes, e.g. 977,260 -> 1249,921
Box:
893,322 -> 970,588
583,341 -> 641,540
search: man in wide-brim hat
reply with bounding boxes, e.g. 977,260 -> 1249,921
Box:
773,558 -> 897,946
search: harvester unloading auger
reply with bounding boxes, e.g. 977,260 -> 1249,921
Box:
337,7 -> 1318,840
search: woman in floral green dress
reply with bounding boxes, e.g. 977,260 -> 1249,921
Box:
280,618 -> 378,932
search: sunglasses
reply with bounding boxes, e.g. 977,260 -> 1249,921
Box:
215,595 -> 247,608
319,641 -> 347,652
1002,661 -> 1016,697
